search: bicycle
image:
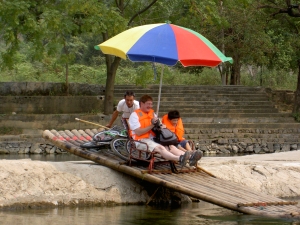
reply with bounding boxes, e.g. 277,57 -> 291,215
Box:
80,125 -> 128,150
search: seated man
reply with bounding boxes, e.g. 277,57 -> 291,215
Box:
162,110 -> 192,151
128,95 -> 202,167
106,91 -> 139,129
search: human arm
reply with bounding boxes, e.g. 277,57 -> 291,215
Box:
133,124 -> 155,136
106,110 -> 120,128
129,113 -> 158,136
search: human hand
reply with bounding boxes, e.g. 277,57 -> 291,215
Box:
151,118 -> 159,125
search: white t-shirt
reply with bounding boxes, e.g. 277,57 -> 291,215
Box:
117,99 -> 139,118
129,111 -> 157,139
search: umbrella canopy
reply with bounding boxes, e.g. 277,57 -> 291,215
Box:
95,23 -> 233,67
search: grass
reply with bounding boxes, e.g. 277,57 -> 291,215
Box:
0,127 -> 23,135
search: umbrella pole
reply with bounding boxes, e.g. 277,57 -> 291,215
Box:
156,65 -> 164,116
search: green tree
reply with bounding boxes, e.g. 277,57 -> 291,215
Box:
100,0 -> 158,114
0,0 -> 125,95
257,0 -> 300,112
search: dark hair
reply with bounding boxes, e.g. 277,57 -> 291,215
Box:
139,95 -> 153,105
168,110 -> 180,120
124,91 -> 135,98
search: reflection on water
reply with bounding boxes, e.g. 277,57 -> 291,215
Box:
0,202 -> 298,225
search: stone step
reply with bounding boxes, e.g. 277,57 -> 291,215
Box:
186,132 -> 300,140
153,101 -> 275,106
157,108 -> 278,113
114,85 -> 267,92
157,113 -> 291,118
115,93 -> 269,98
181,114 -> 292,121
182,123 -> 300,129
114,90 -> 268,95
185,134 -> 300,143
181,117 -> 295,123
131,96 -> 270,101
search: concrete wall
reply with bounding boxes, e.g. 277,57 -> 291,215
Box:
0,82 -> 295,114
0,96 -> 104,114
0,82 -> 106,114
0,82 -> 106,96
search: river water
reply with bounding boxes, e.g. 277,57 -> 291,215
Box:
0,202 -> 299,225
1,155 -> 299,224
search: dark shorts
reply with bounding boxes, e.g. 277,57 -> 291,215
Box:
178,140 -> 188,148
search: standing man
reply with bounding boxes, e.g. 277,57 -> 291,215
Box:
106,91 -> 139,128
128,95 -> 202,167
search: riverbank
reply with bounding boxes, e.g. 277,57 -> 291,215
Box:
0,150 -> 300,209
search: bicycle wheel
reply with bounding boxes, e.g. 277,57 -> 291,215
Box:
80,141 -> 107,149
110,137 -> 130,161
93,130 -> 120,142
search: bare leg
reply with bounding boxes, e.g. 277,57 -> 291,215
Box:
185,142 -> 192,151
177,145 -> 187,152
169,145 -> 185,156
153,145 -> 179,161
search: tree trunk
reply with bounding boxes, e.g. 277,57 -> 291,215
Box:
64,42 -> 69,96
293,59 -> 300,113
65,62 -> 69,96
230,55 -> 241,85
103,55 -> 121,115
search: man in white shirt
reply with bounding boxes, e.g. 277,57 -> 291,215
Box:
106,91 -> 139,128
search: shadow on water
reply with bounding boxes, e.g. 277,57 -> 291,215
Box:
0,202 -> 299,225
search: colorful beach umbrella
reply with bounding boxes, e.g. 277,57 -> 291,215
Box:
95,23 -> 232,114
95,23 -> 233,67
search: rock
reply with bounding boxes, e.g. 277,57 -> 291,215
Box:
253,145 -> 261,154
281,144 -> 290,152
246,145 -> 253,153
30,143 -> 41,154
0,148 -> 9,154
240,142 -> 247,148
274,143 -> 280,151
33,148 -> 43,154
232,145 -> 239,154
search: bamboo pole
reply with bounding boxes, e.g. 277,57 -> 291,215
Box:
196,166 -> 216,178
71,129 -> 90,142
188,172 -> 282,203
156,173 -> 241,205
85,129 -> 96,138
78,130 -> 93,141
64,130 -> 85,145
75,118 -> 109,129
185,172 -> 281,203
146,187 -> 160,205
183,172 -> 282,203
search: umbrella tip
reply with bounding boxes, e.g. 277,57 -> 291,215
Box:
94,45 -> 100,50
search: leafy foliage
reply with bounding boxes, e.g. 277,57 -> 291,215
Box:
0,0 -> 299,93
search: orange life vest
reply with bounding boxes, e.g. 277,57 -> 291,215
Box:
162,114 -> 185,141
132,109 -> 155,140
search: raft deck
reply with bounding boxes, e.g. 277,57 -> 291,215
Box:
42,129 -> 300,221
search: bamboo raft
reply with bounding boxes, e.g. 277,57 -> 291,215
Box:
43,129 -> 300,220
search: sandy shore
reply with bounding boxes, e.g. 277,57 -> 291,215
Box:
0,150 -> 300,208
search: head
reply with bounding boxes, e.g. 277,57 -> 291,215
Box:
124,91 -> 135,108
167,110 -> 180,126
139,95 -> 153,113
